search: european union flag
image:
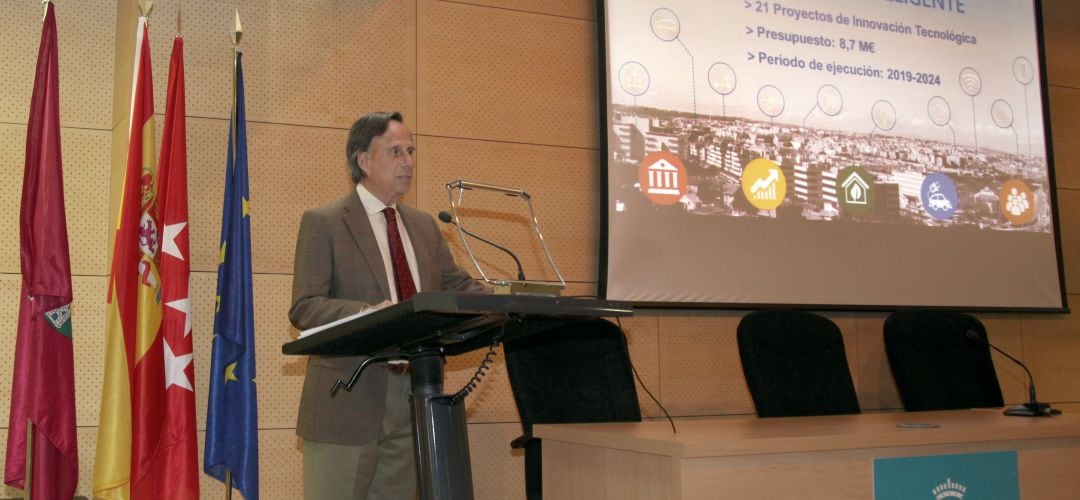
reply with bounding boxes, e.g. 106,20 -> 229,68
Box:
204,50 -> 259,500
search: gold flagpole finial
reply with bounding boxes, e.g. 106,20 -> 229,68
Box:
230,9 -> 243,48
138,0 -> 153,18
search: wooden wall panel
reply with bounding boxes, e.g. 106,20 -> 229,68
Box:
619,316 -> 664,418
0,125 -> 111,275
252,275 -> 304,428
1056,190 -> 1080,293
1021,308 -> 1080,401
0,276 -> 16,434
418,0 -> 599,148
190,272 -> 216,429
446,0 -> 596,20
468,422 -> 527,500
1048,86 -> 1080,189
71,277 -> 110,426
179,117 -> 229,272
244,123 -> 354,274
825,313 -> 860,389
417,136 -> 601,282
1042,0 -> 1080,88
852,315 -> 903,411
144,0 -> 416,128
254,429 -> 305,499
980,315 -> 1030,405
0,1 -> 114,129
657,315 -> 753,416
182,118 -> 357,274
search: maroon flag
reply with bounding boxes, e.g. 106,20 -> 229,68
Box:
4,3 -> 79,498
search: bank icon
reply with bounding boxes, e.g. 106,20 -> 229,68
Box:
638,151 -> 687,205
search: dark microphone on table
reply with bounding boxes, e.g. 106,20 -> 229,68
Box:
965,330 -> 1061,417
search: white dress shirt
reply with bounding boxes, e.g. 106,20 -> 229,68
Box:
355,183 -> 421,303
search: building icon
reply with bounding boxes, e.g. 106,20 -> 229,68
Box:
647,158 -> 681,195
841,172 -> 870,205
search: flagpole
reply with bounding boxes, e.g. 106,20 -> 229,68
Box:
26,12 -> 50,500
230,9 -> 242,174
24,418 -> 33,500
220,12 -> 242,499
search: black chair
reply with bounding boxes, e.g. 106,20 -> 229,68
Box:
503,318 -> 642,500
737,310 -> 860,417
884,310 -> 1004,411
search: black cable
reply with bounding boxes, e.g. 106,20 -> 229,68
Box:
451,319 -> 510,404
616,317 -> 678,434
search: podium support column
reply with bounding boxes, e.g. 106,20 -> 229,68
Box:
409,349 -> 475,500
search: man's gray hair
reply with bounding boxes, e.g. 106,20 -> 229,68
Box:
345,111 -> 404,183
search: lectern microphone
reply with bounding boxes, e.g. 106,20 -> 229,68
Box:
965,330 -> 1062,417
438,211 -> 526,281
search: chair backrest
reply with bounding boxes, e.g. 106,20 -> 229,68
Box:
737,310 -> 860,418
504,318 -> 642,432
884,310 -> 1004,411
504,318 -> 642,499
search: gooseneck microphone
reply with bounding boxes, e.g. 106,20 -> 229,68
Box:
438,211 -> 526,281
965,330 -> 1062,417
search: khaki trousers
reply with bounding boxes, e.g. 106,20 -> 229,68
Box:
303,371 -> 416,499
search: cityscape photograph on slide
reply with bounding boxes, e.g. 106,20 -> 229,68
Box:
599,0 -> 1068,311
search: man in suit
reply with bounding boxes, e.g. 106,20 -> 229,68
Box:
290,111 -> 485,498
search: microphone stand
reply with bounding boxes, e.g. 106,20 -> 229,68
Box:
966,330 -> 1061,417
438,211 -> 525,281
441,180 -> 567,296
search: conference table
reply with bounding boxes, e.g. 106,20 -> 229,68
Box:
534,405 -> 1080,499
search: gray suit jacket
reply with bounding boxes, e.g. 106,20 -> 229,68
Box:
289,191 -> 483,444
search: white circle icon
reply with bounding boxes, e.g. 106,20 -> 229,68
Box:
872,100 -> 897,131
959,67 -> 982,96
708,62 -> 736,95
757,85 -> 785,118
650,8 -> 680,42
927,96 -> 951,126
618,62 -> 650,97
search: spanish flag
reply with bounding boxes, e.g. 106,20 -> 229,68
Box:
93,13 -> 164,499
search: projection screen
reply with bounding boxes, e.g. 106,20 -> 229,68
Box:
599,0 -> 1067,311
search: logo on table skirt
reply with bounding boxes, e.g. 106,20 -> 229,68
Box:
932,478 -> 966,499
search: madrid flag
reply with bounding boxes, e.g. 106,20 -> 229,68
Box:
137,35 -> 200,499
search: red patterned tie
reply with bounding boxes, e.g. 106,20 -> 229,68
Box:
382,207 -> 417,302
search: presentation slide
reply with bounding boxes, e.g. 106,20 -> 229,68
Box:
600,0 -> 1066,310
